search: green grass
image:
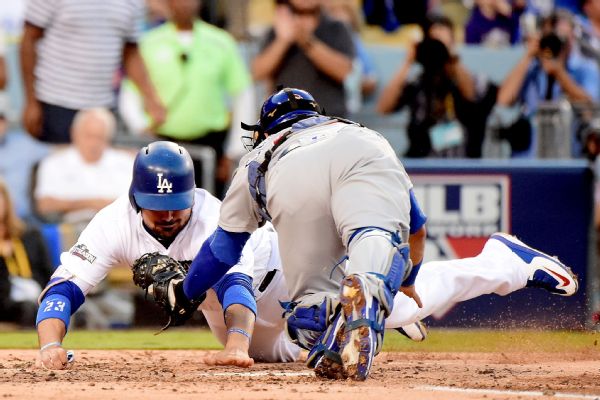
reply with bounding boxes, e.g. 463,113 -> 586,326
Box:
1,328 -> 598,352
383,329 -> 600,352
0,328 -> 222,350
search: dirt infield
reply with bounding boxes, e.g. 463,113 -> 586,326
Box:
1,349 -> 599,400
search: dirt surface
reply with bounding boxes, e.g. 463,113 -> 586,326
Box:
0,350 -> 599,400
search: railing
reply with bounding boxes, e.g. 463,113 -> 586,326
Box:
535,100 -> 574,159
485,100 -> 600,159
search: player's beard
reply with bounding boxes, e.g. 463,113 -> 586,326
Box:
143,210 -> 192,242
154,215 -> 190,239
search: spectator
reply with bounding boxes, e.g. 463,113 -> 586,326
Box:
363,0 -> 438,32
0,27 -> 50,221
323,0 -> 378,113
0,114 -> 49,220
20,0 -> 166,144
576,0 -> 600,66
377,15 -> 497,158
0,178 -> 54,327
120,0 -> 254,198
497,10 -> 600,156
252,0 -> 355,118
465,0 -> 526,47
34,108 -> 134,224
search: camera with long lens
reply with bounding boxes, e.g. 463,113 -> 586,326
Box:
539,32 -> 566,59
415,38 -> 450,73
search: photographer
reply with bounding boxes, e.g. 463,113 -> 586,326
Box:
497,10 -> 600,156
377,15 -> 497,158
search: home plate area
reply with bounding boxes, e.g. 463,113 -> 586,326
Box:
0,350 -> 598,400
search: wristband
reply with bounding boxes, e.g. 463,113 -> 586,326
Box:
40,341 -> 62,352
227,328 -> 251,340
36,294 -> 72,330
402,260 -> 422,287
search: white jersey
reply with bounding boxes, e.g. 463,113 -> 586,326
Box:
53,189 -> 252,294
49,188 -> 300,362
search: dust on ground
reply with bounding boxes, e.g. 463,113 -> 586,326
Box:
0,349 -> 599,400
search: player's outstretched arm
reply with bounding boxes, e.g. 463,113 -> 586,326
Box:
35,279 -> 85,370
202,272 -> 257,368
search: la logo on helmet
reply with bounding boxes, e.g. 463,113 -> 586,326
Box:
156,173 -> 173,193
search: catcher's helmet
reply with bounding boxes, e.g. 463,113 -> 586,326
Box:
241,87 -> 322,150
129,141 -> 195,211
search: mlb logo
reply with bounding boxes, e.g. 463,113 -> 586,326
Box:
411,174 -> 511,262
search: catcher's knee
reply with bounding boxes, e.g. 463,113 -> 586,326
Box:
282,296 -> 338,351
347,227 -> 411,312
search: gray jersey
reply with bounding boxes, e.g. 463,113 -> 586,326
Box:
220,117 -> 413,301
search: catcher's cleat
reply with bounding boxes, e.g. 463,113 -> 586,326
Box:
309,309 -> 346,380
395,320 -> 427,342
490,233 -> 578,296
338,274 -> 384,381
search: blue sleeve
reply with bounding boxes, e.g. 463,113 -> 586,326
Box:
36,279 -> 85,330
213,272 -> 257,316
183,227 -> 251,301
401,259 -> 422,287
409,189 -> 427,234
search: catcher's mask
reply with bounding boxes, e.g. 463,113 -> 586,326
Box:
129,141 -> 195,212
241,87 -> 322,151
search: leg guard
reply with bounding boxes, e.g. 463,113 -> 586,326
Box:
346,227 -> 410,316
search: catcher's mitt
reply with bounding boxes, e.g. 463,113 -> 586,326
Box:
132,252 -> 205,332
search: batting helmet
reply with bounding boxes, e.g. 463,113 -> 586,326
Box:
129,141 -> 195,211
241,87 -> 322,149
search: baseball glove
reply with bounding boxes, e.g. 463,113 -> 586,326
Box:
132,252 -> 205,332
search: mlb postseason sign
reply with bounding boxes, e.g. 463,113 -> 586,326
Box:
411,174 -> 510,262
405,159 -> 593,329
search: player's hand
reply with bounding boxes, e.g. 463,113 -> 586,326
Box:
400,285 -> 423,308
201,348 -> 254,368
37,345 -> 72,370
22,98 -> 43,138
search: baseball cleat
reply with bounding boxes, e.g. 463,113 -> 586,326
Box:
490,233 -> 578,296
395,320 -> 427,342
337,274 -> 384,381
307,308 -> 345,379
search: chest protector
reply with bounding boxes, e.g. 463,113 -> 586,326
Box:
247,116 -> 360,225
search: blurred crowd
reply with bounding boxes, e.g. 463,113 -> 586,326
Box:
1,0 -> 600,328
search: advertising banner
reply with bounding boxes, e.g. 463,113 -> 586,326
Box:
405,160 -> 594,329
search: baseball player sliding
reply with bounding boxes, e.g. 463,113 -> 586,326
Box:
35,142 -> 301,369
131,88 -> 578,381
